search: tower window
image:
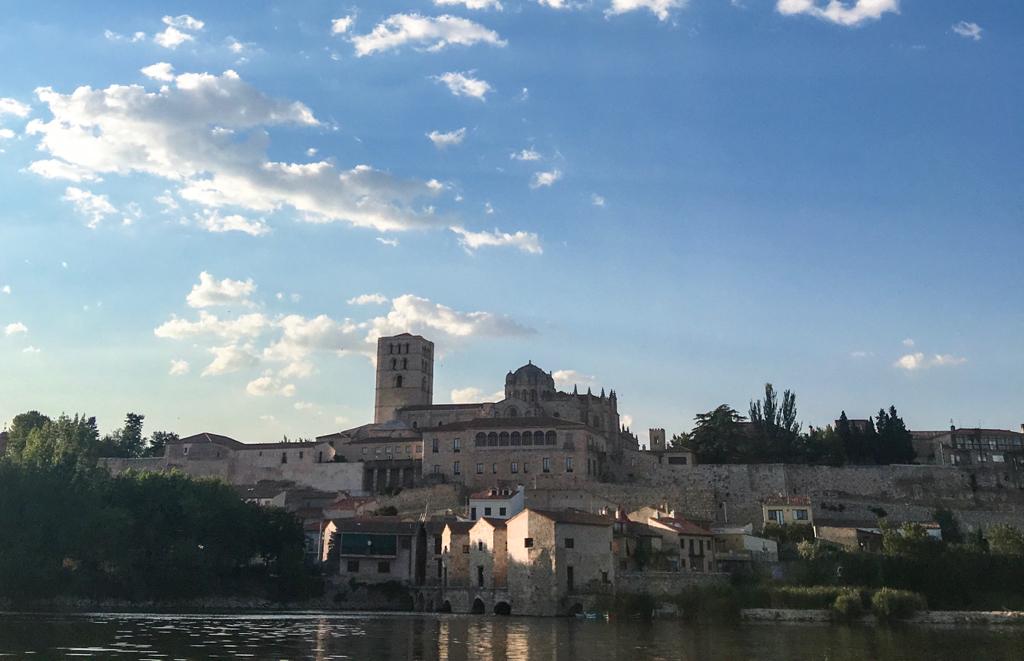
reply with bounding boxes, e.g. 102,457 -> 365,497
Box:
402,358 -> 408,369
394,375 -> 403,388
391,358 -> 397,370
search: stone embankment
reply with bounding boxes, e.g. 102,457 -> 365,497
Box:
740,608 -> 1024,626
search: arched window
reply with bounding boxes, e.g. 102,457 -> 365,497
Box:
391,358 -> 397,370
394,375 -> 403,388
545,430 -> 557,445
487,432 -> 499,447
475,433 -> 486,447
402,358 -> 408,369
529,391 -> 536,402
499,432 -> 509,446
404,343 -> 410,353
511,431 -> 521,446
507,407 -> 518,418
534,431 -> 545,445
389,344 -> 394,354
521,431 -> 532,446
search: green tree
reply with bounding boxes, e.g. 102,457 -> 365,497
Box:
145,430 -> 178,457
748,383 -> 801,462
687,405 -> 747,463
4,410 -> 51,459
875,406 -> 915,464
98,413 -> 146,458
667,432 -> 690,450
987,524 -> 1024,556
881,521 -> 936,557
18,414 -> 100,468
933,508 -> 963,545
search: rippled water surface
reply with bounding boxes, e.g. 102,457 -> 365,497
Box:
1,612 -> 1023,660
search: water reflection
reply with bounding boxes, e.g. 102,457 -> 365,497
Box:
0,612 -> 1023,660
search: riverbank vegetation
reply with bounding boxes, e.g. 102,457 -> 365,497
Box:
0,411 -> 317,605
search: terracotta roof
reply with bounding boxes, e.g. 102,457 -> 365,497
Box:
530,509 -> 613,527
650,516 -> 713,537
477,517 -> 507,529
444,521 -> 475,535
763,495 -> 811,506
470,487 -> 521,500
333,517 -> 420,534
435,416 -> 587,432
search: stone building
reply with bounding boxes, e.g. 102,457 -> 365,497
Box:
761,495 -> 813,527
324,517 -> 425,584
913,425 -> 1024,468
469,485 -> 525,521
441,521 -> 475,588
628,507 -> 716,572
319,333 -> 639,492
505,508 -> 615,616
469,518 -> 509,589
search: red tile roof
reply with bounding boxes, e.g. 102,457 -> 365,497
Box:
651,516 -> 713,537
763,495 -> 811,506
530,509 -> 613,527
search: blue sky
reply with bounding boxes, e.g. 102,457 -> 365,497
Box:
0,1 -> 1021,443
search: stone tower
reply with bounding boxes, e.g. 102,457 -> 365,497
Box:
374,333 -> 434,424
649,428 -> 666,452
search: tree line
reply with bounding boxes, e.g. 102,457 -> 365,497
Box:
669,383 -> 916,465
0,410 -> 314,604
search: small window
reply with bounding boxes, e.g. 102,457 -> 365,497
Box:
478,540 -> 485,551
499,507 -> 506,516
432,438 -> 439,453
347,560 -> 360,573
795,509 -> 809,521
565,457 -> 574,473
432,464 -> 440,474
524,537 -> 534,548
602,571 -> 609,584
183,446 -> 189,455
453,461 -> 461,475
394,375 -> 403,388
462,544 -> 470,554
523,462 -> 529,474
511,462 -> 519,474
471,507 -> 477,520
377,561 -> 390,574
298,451 -> 303,459
484,507 -> 492,516
476,463 -> 483,474
565,538 -> 575,549
492,463 -> 497,474
453,438 -> 461,453
543,458 -> 551,473
281,452 -> 288,464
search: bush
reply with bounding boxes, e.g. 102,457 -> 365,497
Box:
595,591 -> 657,618
831,590 -> 864,622
770,586 -> 849,609
871,588 -> 927,622
673,584 -> 741,623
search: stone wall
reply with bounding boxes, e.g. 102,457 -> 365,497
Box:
616,571 -> 727,597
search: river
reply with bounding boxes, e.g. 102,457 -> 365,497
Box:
1,612 -> 1023,659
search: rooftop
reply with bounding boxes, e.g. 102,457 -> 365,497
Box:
436,416 -> 587,432
650,516 -> 713,537
763,495 -> 811,507
529,509 -> 613,527
333,517 -> 420,534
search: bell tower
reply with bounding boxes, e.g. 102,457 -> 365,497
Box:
374,333 -> 434,423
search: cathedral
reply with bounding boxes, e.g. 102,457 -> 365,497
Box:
317,333 -> 641,492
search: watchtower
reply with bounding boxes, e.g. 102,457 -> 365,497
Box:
374,333 -> 434,423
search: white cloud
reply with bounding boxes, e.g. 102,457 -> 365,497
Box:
591,194 -> 606,207
552,369 -> 595,389
621,414 -> 634,429
432,71 -> 492,100
427,127 -> 467,148
334,415 -> 349,426
352,14 -> 506,57
894,352 -> 967,371
484,201 -> 494,214
186,271 -> 256,309
776,0 -> 898,27
154,15 -> 204,49
902,338 -> 915,347
22,346 -> 41,354
169,359 -> 190,376
530,169 -> 562,188
260,414 -> 277,423
4,322 -> 28,336
426,178 -> 446,192
450,386 -> 504,403
246,373 -> 297,397
0,128 -> 14,140
62,186 -> 116,228
104,30 -> 147,43
155,190 -> 179,211
140,62 -> 175,81
331,16 -> 355,35
450,226 -> 542,254
605,0 -> 687,21
155,311 -> 269,342
0,98 -> 30,118
370,294 -> 533,340
1,285 -> 10,294
202,344 -> 258,376
952,21 -> 982,41
436,0 -> 503,10
27,70 -> 439,233
348,293 -> 389,306
849,350 -> 872,358
510,148 -> 541,161
377,237 -> 400,247
195,209 -> 270,236
294,401 -> 315,411
27,160 -> 102,182
537,0 -> 584,8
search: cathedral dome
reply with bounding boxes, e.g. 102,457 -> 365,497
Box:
509,361 -> 553,388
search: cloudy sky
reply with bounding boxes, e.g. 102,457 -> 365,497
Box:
1,1 -> 1021,442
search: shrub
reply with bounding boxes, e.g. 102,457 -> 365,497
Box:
770,586 -> 849,609
673,584 -> 741,623
831,590 -> 864,622
871,588 -> 927,622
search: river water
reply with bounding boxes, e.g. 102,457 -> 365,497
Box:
1,612 -> 1022,660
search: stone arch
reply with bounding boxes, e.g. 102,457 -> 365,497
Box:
521,431 -> 533,446
545,430 -> 557,445
439,600 -> 452,613
499,432 -> 509,446
507,407 -> 519,418
511,431 -> 521,446
471,597 -> 486,615
394,375 -> 403,388
493,601 -> 512,616
533,430 -> 545,445
487,432 -> 499,447
475,432 -> 486,447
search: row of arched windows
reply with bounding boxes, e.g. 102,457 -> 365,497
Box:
388,342 -> 411,355
474,430 -> 558,448
391,357 -> 409,370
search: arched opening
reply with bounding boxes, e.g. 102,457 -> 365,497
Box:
508,407 -> 518,418
499,432 -> 509,446
533,431 -> 545,446
394,375 -> 403,388
529,390 -> 537,402
487,432 -> 499,447
472,598 -> 486,615
511,431 -> 521,446
416,593 -> 425,612
493,602 -> 512,616
521,431 -> 533,446
391,358 -> 397,369
475,432 -> 486,447
546,430 -> 557,446
567,603 -> 584,617
402,358 -> 408,369
438,600 -> 452,613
